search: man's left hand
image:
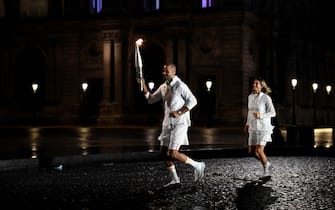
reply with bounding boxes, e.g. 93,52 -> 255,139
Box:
170,111 -> 180,118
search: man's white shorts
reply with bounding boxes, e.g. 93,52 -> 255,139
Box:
158,125 -> 189,150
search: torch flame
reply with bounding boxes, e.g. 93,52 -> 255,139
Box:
136,38 -> 143,46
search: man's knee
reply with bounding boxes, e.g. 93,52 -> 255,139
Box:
169,150 -> 180,160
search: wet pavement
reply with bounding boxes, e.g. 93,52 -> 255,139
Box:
0,126 -> 334,209
0,126 -> 247,160
0,156 -> 334,209
0,126 -> 251,171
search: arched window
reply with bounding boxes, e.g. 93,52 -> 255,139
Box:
0,0 -> 4,17
144,0 -> 160,12
202,0 -> 214,8
20,0 -> 48,17
91,0 -> 102,14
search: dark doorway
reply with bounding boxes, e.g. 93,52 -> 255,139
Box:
81,78 -> 102,124
198,75 -> 216,126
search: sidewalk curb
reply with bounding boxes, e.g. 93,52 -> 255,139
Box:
0,148 -> 248,172
0,158 -> 39,171
0,151 -> 162,172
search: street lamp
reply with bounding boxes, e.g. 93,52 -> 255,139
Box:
312,82 -> 318,93
291,79 -> 297,90
148,81 -> 155,92
32,83 -> 39,93
81,82 -> 88,92
206,80 -> 213,92
31,83 -> 39,123
205,79 -> 213,127
326,85 -> 332,95
81,82 -> 88,124
312,82 -> 318,126
326,85 -> 332,125
291,78 -> 297,125
147,81 -> 155,125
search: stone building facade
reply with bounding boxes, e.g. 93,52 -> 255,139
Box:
0,0 -> 334,127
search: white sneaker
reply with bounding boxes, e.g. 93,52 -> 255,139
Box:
194,162 -> 205,182
163,177 -> 180,188
264,161 -> 271,177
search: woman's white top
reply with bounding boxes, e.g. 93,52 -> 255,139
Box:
246,92 -> 276,134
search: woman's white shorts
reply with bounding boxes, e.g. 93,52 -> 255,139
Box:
248,132 -> 272,146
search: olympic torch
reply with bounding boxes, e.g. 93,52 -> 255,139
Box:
135,38 -> 144,91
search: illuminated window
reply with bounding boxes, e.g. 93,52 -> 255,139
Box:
202,0 -> 213,8
91,0 -> 102,13
144,0 -> 160,11
156,0 -> 160,10
0,0 -> 4,17
20,0 -> 48,17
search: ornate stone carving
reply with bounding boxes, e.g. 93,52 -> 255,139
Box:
197,30 -> 217,54
80,40 -> 102,67
103,31 -> 120,42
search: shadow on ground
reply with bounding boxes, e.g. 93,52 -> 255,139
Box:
236,176 -> 278,210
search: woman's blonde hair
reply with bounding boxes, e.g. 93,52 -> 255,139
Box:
254,77 -> 272,94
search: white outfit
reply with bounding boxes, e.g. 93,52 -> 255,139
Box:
145,76 -> 197,149
246,92 -> 276,145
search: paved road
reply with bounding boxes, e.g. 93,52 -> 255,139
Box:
0,126 -> 334,209
0,156 -> 334,209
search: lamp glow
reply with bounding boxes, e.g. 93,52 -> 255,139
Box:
82,82 -> 88,92
291,79 -> 297,89
206,80 -> 213,91
148,82 -> 155,91
326,85 -> 332,94
291,78 -> 297,125
312,83 -> 318,93
32,83 -> 39,93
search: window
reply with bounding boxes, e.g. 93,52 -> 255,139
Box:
91,0 -> 102,14
155,0 -> 160,10
144,0 -> 160,12
202,0 -> 214,8
63,0 -> 81,17
0,0 -> 4,17
20,0 -> 48,17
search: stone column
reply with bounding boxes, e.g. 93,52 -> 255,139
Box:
177,39 -> 187,79
98,31 -> 123,124
111,40 -> 122,113
102,32 -> 112,104
165,40 -> 174,64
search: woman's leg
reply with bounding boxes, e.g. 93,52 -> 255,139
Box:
255,145 -> 267,165
249,145 -> 260,160
255,145 -> 271,176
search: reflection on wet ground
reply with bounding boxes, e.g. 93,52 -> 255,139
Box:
0,127 -> 248,160
314,128 -> 333,148
0,126 -> 333,160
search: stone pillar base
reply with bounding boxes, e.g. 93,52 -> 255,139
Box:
97,102 -> 123,125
